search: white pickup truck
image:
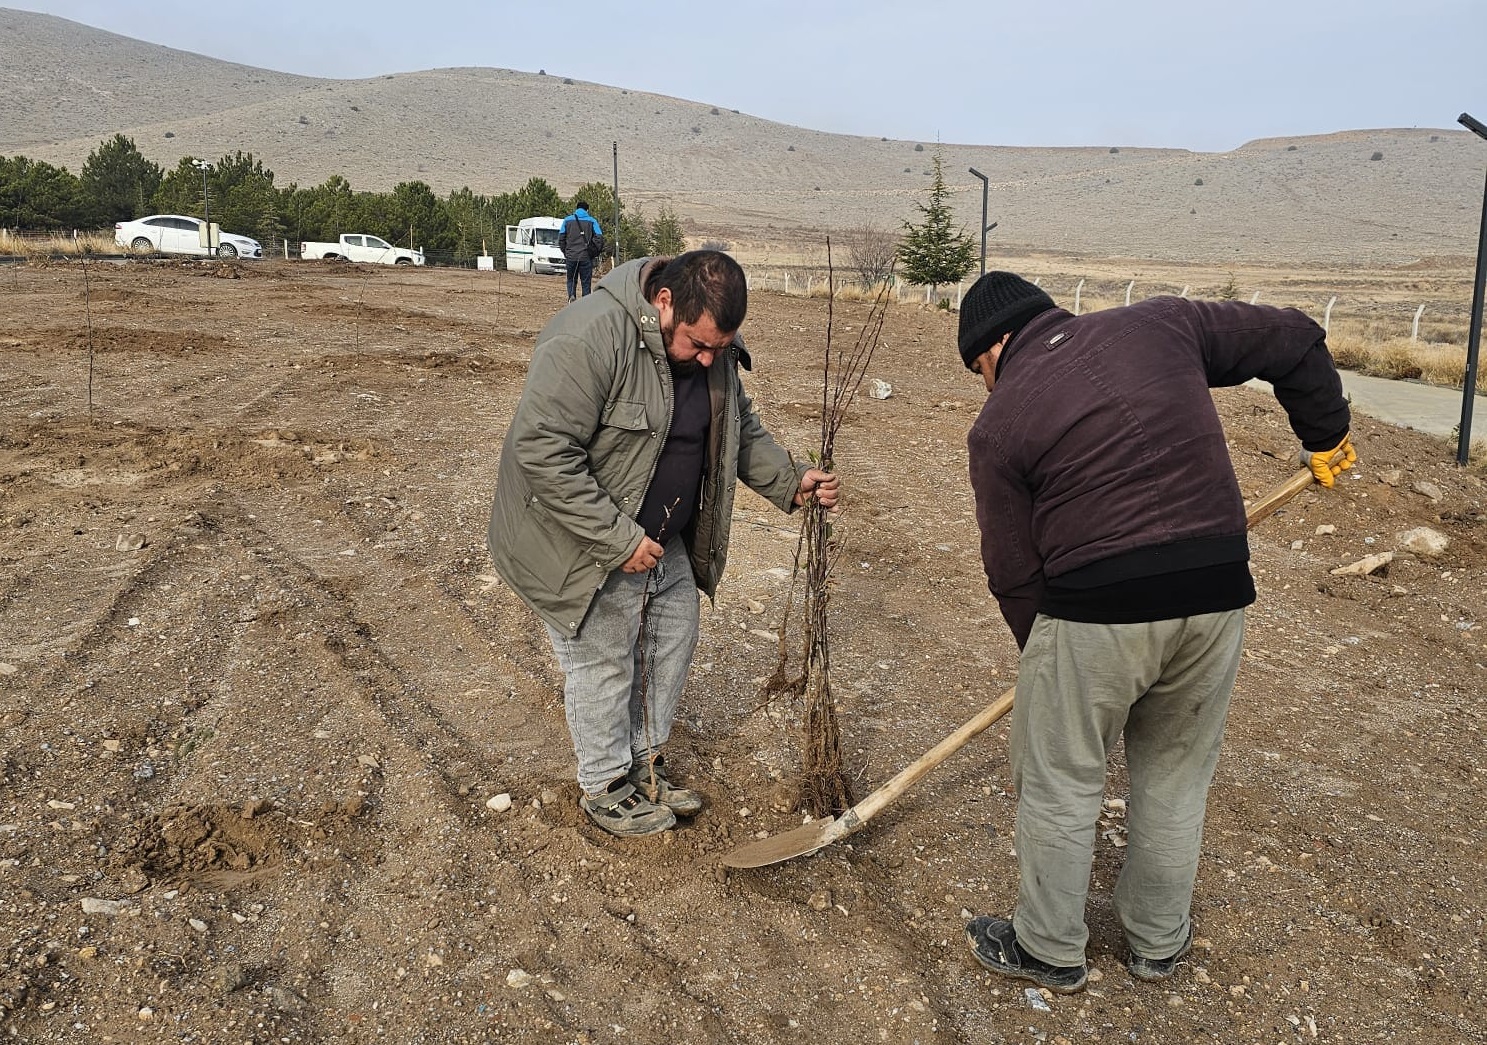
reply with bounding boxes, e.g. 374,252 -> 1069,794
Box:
300,234 -> 425,266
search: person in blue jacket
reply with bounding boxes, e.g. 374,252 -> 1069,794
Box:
558,202 -> 604,300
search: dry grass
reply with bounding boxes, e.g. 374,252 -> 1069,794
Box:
1328,329 -> 1476,392
0,230 -> 118,257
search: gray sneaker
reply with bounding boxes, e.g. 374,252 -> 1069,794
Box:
579,779 -> 676,837
627,755 -> 703,817
1127,925 -> 1195,982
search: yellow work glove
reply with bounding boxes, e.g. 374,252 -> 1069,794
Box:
1305,434 -> 1357,488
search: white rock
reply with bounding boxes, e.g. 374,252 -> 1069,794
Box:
1330,551 -> 1394,577
1397,527 -> 1449,558
188,918 -> 208,933
0,663 -> 17,676
1315,524 -> 1336,536
81,898 -> 125,916
867,379 -> 893,400
1377,468 -> 1402,487
1290,539 -> 1305,551
1022,987 -> 1051,1012
1412,481 -> 1444,502
115,533 -> 146,552
486,793 -> 513,813
506,969 -> 534,988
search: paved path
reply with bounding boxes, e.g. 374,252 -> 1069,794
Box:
1249,373 -> 1483,441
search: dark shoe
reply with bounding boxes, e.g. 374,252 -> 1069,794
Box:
579,779 -> 675,837
1127,924 -> 1195,982
966,916 -> 1087,994
627,755 -> 703,816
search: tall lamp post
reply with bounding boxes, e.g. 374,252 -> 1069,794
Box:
1458,112 -> 1487,466
968,167 -> 989,277
193,159 -> 213,258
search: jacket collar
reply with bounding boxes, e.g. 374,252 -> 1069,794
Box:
995,307 -> 1072,381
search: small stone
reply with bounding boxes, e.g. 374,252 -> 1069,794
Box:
486,793 -> 513,813
115,533 -> 146,552
1315,524 -> 1336,535
1377,468 -> 1402,487
1411,481 -> 1444,502
506,969 -> 533,988
188,918 -> 208,933
77,946 -> 97,959
1194,967 -> 1212,984
1330,551 -> 1393,577
867,379 -> 893,400
1398,527 -> 1449,558
137,1006 -> 154,1021
746,598 -> 765,614
1086,967 -> 1104,983
0,663 -> 17,676
807,890 -> 832,911
1022,987 -> 1050,1012
1229,984 -> 1246,998
81,897 -> 125,917
1167,994 -> 1184,1007
48,799 -> 76,810
1290,539 -> 1305,551
102,739 -> 121,753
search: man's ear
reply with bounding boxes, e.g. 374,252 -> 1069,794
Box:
653,286 -> 671,311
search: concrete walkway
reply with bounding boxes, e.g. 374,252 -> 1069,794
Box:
1249,373 -> 1483,441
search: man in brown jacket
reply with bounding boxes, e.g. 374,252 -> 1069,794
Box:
957,272 -> 1354,993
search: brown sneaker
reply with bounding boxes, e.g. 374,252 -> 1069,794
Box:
579,779 -> 675,837
627,755 -> 703,817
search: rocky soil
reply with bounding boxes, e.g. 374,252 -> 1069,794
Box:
1,258 -> 1484,1043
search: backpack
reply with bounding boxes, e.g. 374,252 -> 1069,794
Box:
565,213 -> 600,259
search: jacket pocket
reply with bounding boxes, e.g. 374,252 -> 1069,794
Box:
600,399 -> 648,431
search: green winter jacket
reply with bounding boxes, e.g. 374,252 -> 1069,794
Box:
487,258 -> 808,636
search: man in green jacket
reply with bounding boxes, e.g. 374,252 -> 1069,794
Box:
488,251 -> 838,837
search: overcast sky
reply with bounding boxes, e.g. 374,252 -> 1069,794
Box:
10,0 -> 1483,151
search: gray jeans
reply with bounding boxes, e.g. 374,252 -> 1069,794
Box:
544,537 -> 699,794
1009,610 -> 1245,967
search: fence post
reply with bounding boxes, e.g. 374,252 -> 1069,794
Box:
1324,295 -> 1337,333
1412,303 -> 1425,342
1180,285 -> 1190,298
1250,291 -> 1261,304
784,272 -> 790,295
1125,280 -> 1134,306
1073,279 -> 1085,316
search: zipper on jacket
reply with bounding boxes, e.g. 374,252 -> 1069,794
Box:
632,347 -> 674,523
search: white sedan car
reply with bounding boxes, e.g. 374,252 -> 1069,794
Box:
115,214 -> 263,259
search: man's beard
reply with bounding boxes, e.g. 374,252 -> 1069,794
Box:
661,319 -> 702,376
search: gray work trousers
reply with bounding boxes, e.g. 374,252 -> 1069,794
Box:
1009,610 -> 1245,967
544,537 -> 699,795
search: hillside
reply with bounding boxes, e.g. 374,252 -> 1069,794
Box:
1,7 -> 1482,265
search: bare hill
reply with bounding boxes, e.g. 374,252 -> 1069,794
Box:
2,7 -> 1481,265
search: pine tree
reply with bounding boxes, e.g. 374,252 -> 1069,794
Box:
649,206 -> 686,255
896,153 -> 976,297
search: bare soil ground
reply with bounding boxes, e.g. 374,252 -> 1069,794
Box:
1,259 -> 1484,1044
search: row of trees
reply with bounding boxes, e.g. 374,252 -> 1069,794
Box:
3,135 -> 981,286
0,135 -> 689,264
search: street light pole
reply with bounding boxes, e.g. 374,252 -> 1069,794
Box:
194,160 -> 213,258
1457,112 -> 1487,466
968,167 -> 989,277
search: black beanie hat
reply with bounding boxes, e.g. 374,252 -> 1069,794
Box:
957,271 -> 1057,368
